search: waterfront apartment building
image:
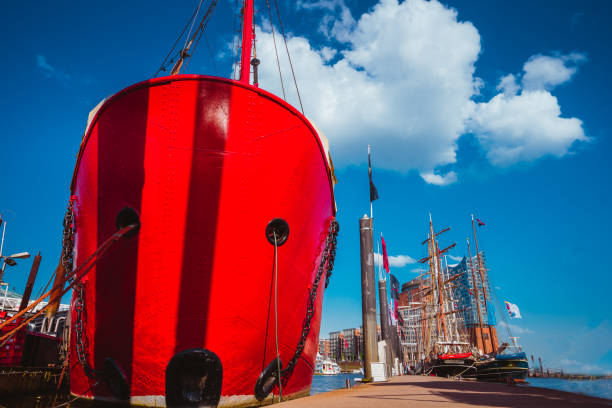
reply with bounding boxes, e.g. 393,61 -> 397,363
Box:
447,254 -> 499,354
328,327 -> 370,362
398,276 -> 425,369
318,338 -> 330,359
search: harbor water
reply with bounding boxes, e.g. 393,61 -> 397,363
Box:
311,373 -> 362,395
528,377 -> 611,400
312,374 -> 612,401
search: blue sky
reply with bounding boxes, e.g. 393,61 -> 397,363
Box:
1,0 -> 610,374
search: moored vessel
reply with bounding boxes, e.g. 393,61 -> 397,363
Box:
66,1 -> 338,406
464,216 -> 529,383
417,215 -> 476,378
427,352 -> 476,378
476,338 -> 529,382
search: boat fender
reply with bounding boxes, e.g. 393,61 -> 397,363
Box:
265,218 -> 289,246
115,207 -> 140,237
165,348 -> 223,408
102,357 -> 129,400
254,357 -> 282,401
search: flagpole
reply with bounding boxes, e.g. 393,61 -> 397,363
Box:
377,240 -> 382,281
368,145 -> 373,219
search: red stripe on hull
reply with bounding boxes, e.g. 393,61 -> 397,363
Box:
438,353 -> 473,360
69,76 -> 335,405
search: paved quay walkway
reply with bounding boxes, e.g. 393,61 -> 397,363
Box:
280,375 -> 612,407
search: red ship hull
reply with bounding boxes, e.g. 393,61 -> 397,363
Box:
68,75 -> 336,406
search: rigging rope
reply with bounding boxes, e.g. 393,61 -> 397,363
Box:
231,0 -> 238,79
0,224 -> 138,347
203,33 -> 218,73
265,0 -> 286,100
155,0 -> 219,77
450,361 -> 476,379
184,0 -> 205,51
154,6 -> 202,77
273,232 -> 283,401
33,265 -> 56,304
272,0 -> 304,114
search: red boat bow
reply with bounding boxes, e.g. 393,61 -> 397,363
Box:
69,74 -> 337,406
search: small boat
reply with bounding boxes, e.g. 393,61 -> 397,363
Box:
314,356 -> 341,375
320,361 -> 341,376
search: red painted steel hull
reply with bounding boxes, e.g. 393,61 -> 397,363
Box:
68,75 -> 336,406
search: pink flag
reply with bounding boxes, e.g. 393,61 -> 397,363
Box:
381,235 -> 390,274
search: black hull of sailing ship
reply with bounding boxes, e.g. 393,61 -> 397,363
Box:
426,358 -> 476,378
476,356 -> 529,382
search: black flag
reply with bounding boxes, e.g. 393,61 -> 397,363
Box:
390,274 -> 400,301
368,149 -> 379,202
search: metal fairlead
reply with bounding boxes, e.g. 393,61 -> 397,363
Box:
266,218 -> 289,246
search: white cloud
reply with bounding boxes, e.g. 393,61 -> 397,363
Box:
320,46 -> 337,62
36,54 -> 71,82
257,0 -> 480,184
560,359 -> 607,375
420,171 -> 457,186
255,1 -> 587,183
298,0 -> 356,42
496,74 -> 519,96
469,90 -> 587,166
374,252 -> 417,268
469,52 -> 588,166
499,321 -> 534,334
522,53 -> 585,91
36,55 -> 54,74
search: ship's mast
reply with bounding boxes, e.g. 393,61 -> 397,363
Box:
467,237 -> 487,354
471,214 -> 489,308
239,0 -> 254,84
429,215 -> 448,350
443,255 -> 460,352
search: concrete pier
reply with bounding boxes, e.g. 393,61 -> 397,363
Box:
280,376 -> 611,407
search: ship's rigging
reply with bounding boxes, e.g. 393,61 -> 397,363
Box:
155,0 -> 305,113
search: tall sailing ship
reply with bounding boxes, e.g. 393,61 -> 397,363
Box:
65,1 -> 339,406
466,216 -> 529,382
416,216 -> 475,378
400,215 -> 529,381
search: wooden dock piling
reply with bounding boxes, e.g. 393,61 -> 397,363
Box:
359,215 -> 378,381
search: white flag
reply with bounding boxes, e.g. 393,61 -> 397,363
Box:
388,298 -> 397,326
504,301 -> 522,319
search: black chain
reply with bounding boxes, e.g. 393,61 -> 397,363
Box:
74,283 -> 95,379
62,196 -> 95,379
62,196 -> 76,282
281,220 -> 339,380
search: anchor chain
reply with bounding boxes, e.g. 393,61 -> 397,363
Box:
281,219 -> 339,381
62,196 -> 95,379
62,196 -> 76,283
74,283 -> 95,379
